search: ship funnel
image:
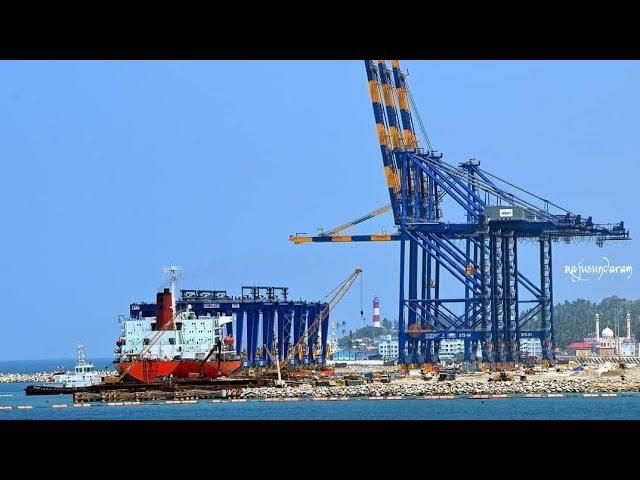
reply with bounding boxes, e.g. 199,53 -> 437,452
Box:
156,288 -> 174,331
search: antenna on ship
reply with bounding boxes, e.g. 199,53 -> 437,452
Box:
77,344 -> 86,365
164,265 -> 182,312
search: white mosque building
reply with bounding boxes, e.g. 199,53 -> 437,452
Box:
567,312 -> 637,357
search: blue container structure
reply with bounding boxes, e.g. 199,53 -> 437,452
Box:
130,286 -> 329,367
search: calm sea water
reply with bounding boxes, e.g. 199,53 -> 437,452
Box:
1,360 -> 639,420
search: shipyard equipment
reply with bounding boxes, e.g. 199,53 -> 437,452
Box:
290,60 -> 629,369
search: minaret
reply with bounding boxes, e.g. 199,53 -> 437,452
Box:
627,312 -> 632,339
596,313 -> 600,340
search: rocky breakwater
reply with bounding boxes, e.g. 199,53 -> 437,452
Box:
240,378 -> 640,400
0,370 -> 117,384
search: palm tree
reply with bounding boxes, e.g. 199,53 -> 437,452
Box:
382,317 -> 390,333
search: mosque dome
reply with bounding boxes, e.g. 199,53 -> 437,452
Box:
601,327 -> 614,338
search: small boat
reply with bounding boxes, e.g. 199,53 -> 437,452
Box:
43,345 -> 104,388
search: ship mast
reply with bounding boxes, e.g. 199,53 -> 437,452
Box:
77,344 -> 86,365
164,265 -> 182,313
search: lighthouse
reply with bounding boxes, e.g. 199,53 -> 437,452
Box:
372,296 -> 381,328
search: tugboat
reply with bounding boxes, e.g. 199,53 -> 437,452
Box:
46,345 -> 104,388
25,345 -> 104,395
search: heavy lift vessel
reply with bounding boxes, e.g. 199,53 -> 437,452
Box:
290,60 -> 630,370
114,267 -> 359,382
115,268 -> 242,383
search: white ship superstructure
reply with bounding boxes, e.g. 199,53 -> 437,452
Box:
116,308 -> 235,362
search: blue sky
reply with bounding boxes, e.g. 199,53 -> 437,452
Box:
0,60 -> 637,360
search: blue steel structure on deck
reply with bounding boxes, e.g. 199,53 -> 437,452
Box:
130,288 -> 329,367
290,60 -> 629,368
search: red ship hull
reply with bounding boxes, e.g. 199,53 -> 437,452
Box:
117,359 -> 242,383
117,360 -> 180,383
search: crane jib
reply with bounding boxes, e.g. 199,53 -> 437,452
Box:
281,268 -> 362,367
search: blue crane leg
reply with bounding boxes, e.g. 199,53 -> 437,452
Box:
548,240 -> 555,360
293,304 -> 304,365
306,305 -> 313,364
464,238 -> 472,361
277,306 -> 285,360
245,310 -> 254,365
264,308 -> 274,366
408,239 -> 418,327
419,249 -> 428,357
261,310 -> 269,364
398,234 -> 406,364
251,310 -> 259,365
253,310 -> 260,365
235,309 -> 245,360
513,236 -> 521,360
321,310 -> 330,364
283,308 -> 293,360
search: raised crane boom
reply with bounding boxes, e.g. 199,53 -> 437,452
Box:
319,205 -> 391,237
289,205 -> 394,244
281,268 -> 362,368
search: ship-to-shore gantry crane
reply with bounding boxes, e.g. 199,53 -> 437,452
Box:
291,60 -> 629,370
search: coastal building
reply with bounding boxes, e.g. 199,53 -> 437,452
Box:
439,339 -> 465,359
620,339 -> 636,356
378,335 -> 399,358
519,338 -> 542,358
566,341 -> 595,358
332,350 -> 359,361
566,312 -> 637,357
